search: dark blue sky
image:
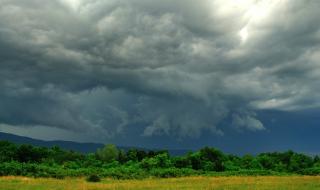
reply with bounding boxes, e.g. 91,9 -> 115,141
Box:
0,0 -> 320,154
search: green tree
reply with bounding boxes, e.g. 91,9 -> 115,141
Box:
140,153 -> 172,169
96,144 -> 119,163
173,156 -> 192,169
16,144 -> 46,163
241,155 -> 262,170
117,149 -> 127,164
188,152 -> 202,170
126,149 -> 138,162
140,157 -> 158,170
199,147 -> 226,171
288,153 -> 313,172
83,153 -> 102,167
257,154 -> 274,170
0,141 -> 17,162
155,153 -> 172,168
313,155 -> 320,167
137,150 -> 148,161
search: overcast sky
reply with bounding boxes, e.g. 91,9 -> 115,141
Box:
0,0 -> 320,153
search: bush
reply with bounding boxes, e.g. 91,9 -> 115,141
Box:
150,168 -> 198,178
298,167 -> 320,176
140,153 -> 172,170
101,166 -> 147,179
86,174 -> 101,182
204,169 -> 288,177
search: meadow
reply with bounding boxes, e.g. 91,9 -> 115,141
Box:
1,176 -> 320,190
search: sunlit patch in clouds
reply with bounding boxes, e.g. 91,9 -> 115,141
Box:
213,0 -> 280,43
239,27 -> 249,43
60,0 -> 81,11
0,0 -> 320,142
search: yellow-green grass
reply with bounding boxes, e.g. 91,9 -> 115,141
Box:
1,176 -> 320,190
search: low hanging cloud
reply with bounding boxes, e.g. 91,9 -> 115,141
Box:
1,0 -> 320,140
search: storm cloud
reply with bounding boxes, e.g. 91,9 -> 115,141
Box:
1,0 -> 320,141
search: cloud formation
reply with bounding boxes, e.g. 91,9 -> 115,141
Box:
0,0 -> 320,140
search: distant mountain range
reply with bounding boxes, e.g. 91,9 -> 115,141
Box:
0,132 -> 189,156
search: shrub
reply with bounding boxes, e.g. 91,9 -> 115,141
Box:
150,168 -> 198,178
298,167 -> 320,176
86,174 -> 101,182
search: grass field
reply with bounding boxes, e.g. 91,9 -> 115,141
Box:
1,176 -> 320,190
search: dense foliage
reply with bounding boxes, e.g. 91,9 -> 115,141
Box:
0,141 -> 319,179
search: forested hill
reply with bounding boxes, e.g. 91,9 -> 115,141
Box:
0,132 -> 104,153
0,132 -> 189,155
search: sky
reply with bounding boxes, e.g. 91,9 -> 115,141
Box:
0,0 -> 320,154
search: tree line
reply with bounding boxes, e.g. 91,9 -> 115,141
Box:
0,141 -> 319,179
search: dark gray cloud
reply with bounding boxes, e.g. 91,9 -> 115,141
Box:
0,0 -> 320,141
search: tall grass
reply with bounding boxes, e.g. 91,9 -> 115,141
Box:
1,176 -> 320,190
